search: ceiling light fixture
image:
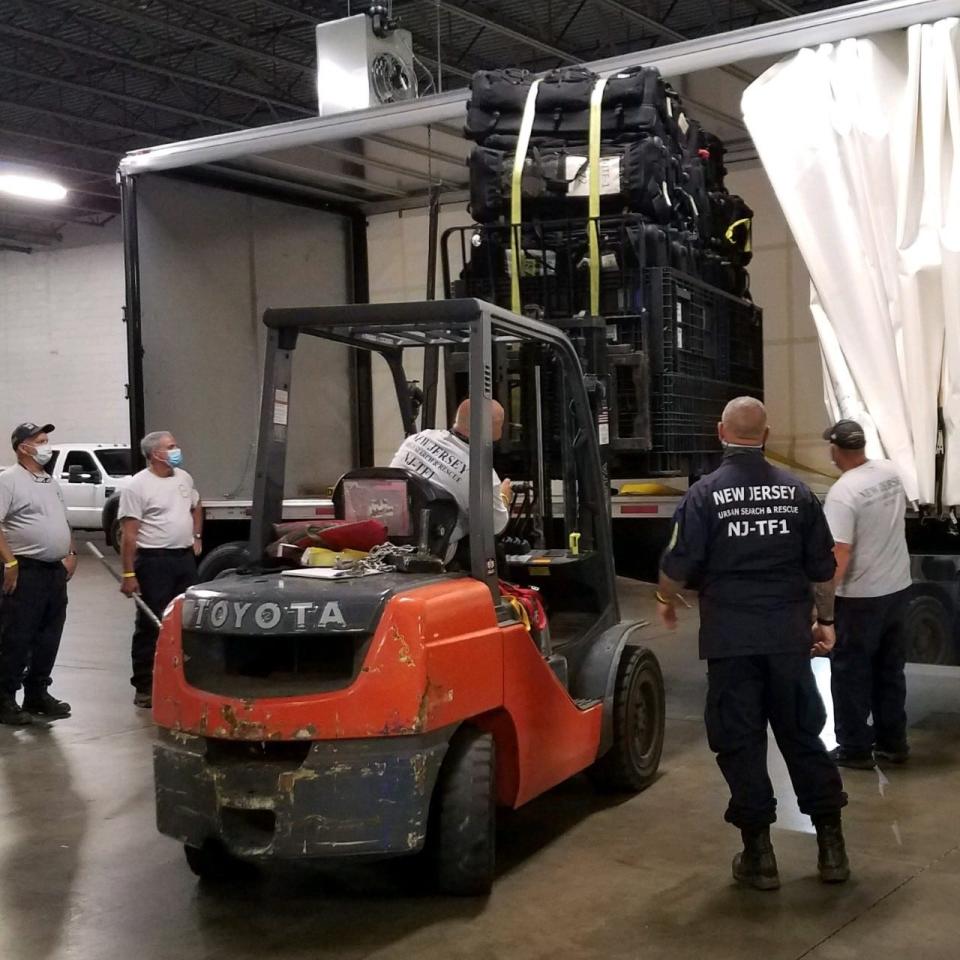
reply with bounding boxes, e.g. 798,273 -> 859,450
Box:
0,174 -> 68,202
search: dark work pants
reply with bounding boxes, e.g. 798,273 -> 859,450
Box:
706,653 -> 847,830
0,558 -> 68,697
132,548 -> 196,693
832,590 -> 909,755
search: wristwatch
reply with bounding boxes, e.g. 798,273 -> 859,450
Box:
193,533 -> 202,540
816,617 -> 835,626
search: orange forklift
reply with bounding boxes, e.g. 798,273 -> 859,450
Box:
152,299 -> 665,894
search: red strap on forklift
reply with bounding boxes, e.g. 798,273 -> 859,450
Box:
499,580 -> 547,630
272,519 -> 388,552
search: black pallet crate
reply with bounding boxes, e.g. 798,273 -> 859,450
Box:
640,266 -> 763,475
646,267 -> 763,389
442,216 -> 662,324
442,215 -> 751,323
441,221 -> 763,477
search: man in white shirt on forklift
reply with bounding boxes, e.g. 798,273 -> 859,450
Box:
391,399 -> 511,558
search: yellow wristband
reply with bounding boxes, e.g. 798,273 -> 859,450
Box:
122,572 -> 137,579
3,559 -> 17,569
655,591 -> 673,605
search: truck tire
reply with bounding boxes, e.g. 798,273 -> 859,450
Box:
196,541 -> 249,582
102,495 -> 121,554
429,727 -> 496,896
588,646 -> 665,793
904,594 -> 954,665
110,515 -> 123,555
184,842 -> 255,883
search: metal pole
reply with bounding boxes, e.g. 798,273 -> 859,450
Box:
469,307 -> 498,603
85,542 -> 162,629
120,175 -> 146,471
349,212 -> 374,467
421,186 -> 441,430
249,326 -> 297,563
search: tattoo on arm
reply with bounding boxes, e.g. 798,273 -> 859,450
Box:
813,580 -> 835,621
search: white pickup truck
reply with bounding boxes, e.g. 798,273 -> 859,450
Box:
36,443 -> 135,529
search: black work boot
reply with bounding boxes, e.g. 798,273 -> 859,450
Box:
828,746 -> 875,770
22,690 -> 71,719
732,827 -> 780,891
874,742 -> 910,764
0,695 -> 33,726
814,815 -> 850,883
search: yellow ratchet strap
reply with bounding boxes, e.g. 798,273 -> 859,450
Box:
510,78 -> 543,313
588,76 -> 609,317
725,217 -> 752,253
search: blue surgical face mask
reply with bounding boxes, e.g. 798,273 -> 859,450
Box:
165,447 -> 183,468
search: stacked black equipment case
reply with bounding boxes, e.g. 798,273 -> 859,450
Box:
443,63 -> 763,478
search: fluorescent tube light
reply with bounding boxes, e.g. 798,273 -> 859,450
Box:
0,174 -> 68,202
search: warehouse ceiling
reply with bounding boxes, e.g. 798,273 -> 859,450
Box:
0,0 -> 857,250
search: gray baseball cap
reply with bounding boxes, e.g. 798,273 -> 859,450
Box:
11,422 -> 55,450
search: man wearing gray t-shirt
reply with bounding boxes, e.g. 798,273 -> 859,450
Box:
822,420 -> 912,769
0,422 -> 77,724
119,431 -> 201,708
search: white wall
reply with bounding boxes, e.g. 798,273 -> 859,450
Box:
0,151 -> 835,487
366,203 -> 474,464
0,236 -> 128,456
366,176 -> 836,477
727,163 -> 835,476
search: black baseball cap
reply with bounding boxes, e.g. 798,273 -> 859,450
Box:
822,419 -> 866,450
11,422 -> 54,451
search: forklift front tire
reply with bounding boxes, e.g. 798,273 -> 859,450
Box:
183,842 -> 255,883
429,727 -> 496,896
588,646 -> 665,793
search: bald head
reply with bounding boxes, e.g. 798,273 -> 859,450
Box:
454,398 -> 505,441
719,396 -> 768,447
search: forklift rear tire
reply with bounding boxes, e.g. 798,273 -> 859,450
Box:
588,646 -> 665,793
183,842 -> 255,883
196,541 -> 249,582
429,727 -> 496,896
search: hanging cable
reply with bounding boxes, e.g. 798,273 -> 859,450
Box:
435,0 -> 443,93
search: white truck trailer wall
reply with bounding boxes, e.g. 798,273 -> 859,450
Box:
137,175 -> 352,499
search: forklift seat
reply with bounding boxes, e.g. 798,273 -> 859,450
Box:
332,468 -> 459,560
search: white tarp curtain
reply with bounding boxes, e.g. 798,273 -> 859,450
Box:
741,18 -> 960,507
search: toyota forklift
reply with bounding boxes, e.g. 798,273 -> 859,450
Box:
151,299 -> 665,895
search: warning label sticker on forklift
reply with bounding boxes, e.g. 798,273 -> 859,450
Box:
273,388 -> 289,426
597,408 -> 610,446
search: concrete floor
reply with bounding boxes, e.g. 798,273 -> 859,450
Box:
2,537 -> 960,960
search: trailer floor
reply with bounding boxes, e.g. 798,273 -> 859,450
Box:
2,537 -> 959,960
